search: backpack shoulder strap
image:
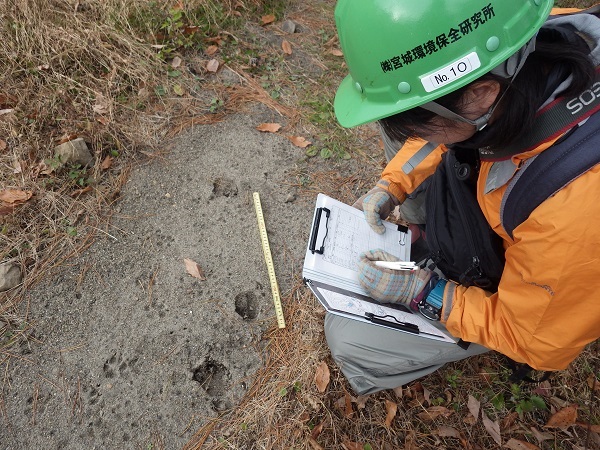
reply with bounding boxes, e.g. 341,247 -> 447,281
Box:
501,111 -> 600,238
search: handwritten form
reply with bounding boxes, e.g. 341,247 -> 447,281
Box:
303,194 -> 410,296
303,194 -> 455,343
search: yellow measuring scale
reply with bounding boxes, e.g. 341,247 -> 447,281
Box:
252,192 -> 286,328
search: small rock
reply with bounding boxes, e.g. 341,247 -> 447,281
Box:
0,262 -> 22,292
284,192 -> 296,203
281,19 -> 296,34
54,138 -> 94,167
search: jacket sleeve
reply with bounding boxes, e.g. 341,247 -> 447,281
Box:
441,167 -> 600,370
377,139 -> 445,203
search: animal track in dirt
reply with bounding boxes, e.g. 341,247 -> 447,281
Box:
234,291 -> 259,320
192,358 -> 230,397
103,352 -> 139,379
211,177 -> 238,198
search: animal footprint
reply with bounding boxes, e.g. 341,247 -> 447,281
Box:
103,352 -> 139,379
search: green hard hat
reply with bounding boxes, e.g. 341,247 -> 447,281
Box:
334,0 -> 554,128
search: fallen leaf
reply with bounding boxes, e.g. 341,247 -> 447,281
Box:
71,186 -> 93,197
183,258 -> 206,281
501,412 -> 519,432
530,427 -> 553,444
504,438 -> 540,450
314,361 -> 330,392
93,92 -> 110,115
463,413 -> 477,425
342,441 -> 363,450
384,400 -> 397,428
308,438 -> 324,450
261,14 -> 276,25
206,59 -> 220,73
173,84 -> 184,96
335,390 -> 353,418
311,420 -> 325,439
532,381 -> 552,397
0,139 -> 6,152
575,422 -> 600,432
282,40 -> 292,55
205,45 -> 219,56
482,410 -> 502,446
417,406 -> 453,421
287,136 -> 312,148
393,385 -> 403,399
0,189 -> 33,205
183,25 -> 199,35
37,64 -> 50,70
0,109 -> 14,115
544,405 -> 577,429
404,430 -> 418,450
587,374 -> 600,391
467,395 -> 480,421
13,160 -> 22,174
171,56 -> 182,68
96,116 -> 110,125
352,395 -> 369,409
436,426 -> 461,438
101,155 -> 113,170
329,49 -> 343,57
422,386 -> 431,405
256,123 -> 281,133
0,205 -> 14,215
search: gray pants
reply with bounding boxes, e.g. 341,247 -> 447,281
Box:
325,313 -> 489,395
324,127 -> 488,395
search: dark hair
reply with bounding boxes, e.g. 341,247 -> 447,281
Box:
379,26 -> 596,150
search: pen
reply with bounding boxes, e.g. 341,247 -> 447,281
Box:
374,260 -> 418,271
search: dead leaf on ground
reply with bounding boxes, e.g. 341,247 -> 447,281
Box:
0,139 -> 6,152
384,400 -> 397,428
171,56 -> 182,68
308,438 -> 324,450
96,116 -> 110,126
261,14 -> 276,25
393,385 -> 403,399
587,374 -> 600,391
329,49 -> 343,57
310,420 -> 325,439
463,413 -> 477,425
501,412 -> 519,432
575,422 -> 600,432
282,40 -> 292,55
504,438 -> 540,450
314,361 -> 330,392
532,380 -> 552,397
0,205 -> 14,215
101,155 -> 113,170
417,406 -> 453,421
352,395 -> 369,409
93,92 -> 110,115
482,411 -> 502,446
0,109 -> 15,115
544,405 -> 577,429
287,135 -> 312,148
342,441 -> 363,450
183,258 -> 206,281
334,391 -> 353,418
256,123 -> 281,133
530,427 -> 553,444
467,394 -> 480,421
0,189 -> 33,205
206,59 -> 220,73
436,426 -> 461,439
205,45 -> 219,56
71,186 -> 93,198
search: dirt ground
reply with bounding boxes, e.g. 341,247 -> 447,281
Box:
0,108 -> 320,449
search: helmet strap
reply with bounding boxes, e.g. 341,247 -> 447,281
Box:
420,36 -> 537,132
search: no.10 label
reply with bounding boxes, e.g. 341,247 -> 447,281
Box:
421,52 -> 481,93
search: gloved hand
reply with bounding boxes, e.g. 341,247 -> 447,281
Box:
353,180 -> 399,234
357,249 -> 432,305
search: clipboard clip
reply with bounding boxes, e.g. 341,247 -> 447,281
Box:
309,207 -> 330,254
365,312 -> 420,334
397,224 -> 408,247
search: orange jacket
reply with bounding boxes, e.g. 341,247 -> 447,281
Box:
381,130 -> 600,371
